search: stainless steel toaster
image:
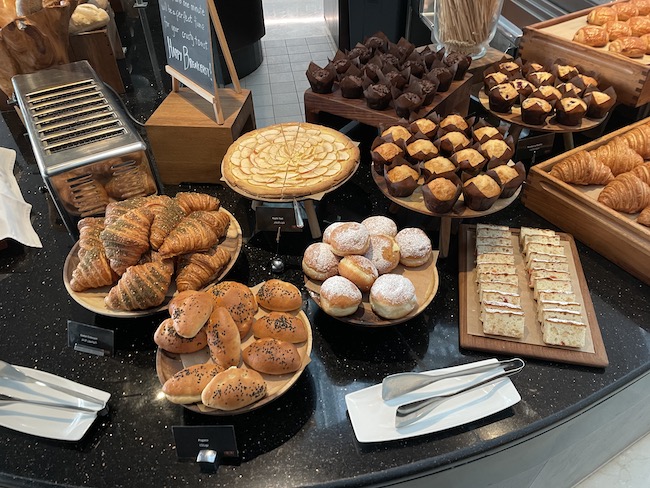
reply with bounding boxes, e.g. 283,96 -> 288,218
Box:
11,61 -> 161,238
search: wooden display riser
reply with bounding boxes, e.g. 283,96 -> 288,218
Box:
145,88 -> 255,185
304,73 -> 473,129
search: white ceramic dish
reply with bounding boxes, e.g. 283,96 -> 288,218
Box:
345,359 -> 521,443
0,366 -> 111,441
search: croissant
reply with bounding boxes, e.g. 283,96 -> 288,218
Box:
105,167 -> 157,200
608,36 -> 647,58
143,195 -> 185,250
598,173 -> 650,213
590,137 -> 644,175
638,205 -> 650,226
158,210 -> 230,257
619,124 -> 650,158
573,25 -> 609,47
104,261 -> 173,310
100,207 -> 155,275
175,192 -> 220,215
70,247 -> 118,292
549,150 -> 614,185
77,217 -> 105,258
104,197 -> 148,227
176,247 -> 232,292
629,162 -> 650,185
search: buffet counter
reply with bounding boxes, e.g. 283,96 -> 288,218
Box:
1,116 -> 650,488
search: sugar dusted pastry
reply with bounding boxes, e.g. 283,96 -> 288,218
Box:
395,228 -> 432,267
362,215 -> 398,237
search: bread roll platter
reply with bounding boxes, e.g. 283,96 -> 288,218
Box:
63,193 -> 243,317
155,281 -> 312,414
458,224 -> 608,367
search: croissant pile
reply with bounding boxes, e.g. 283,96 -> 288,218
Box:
549,120 -> 650,226
68,192 -> 235,311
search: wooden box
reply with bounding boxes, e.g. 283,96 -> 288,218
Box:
145,88 -> 255,185
519,3 -> 650,107
522,118 -> 650,285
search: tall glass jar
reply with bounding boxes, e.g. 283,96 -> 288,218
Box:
432,0 -> 504,59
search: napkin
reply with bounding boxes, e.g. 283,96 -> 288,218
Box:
0,147 -> 43,248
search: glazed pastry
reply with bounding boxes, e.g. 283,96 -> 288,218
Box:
100,207 -> 155,275
598,173 -> 650,213
609,36 -> 647,57
573,25 -> 609,47
175,246 -> 232,292
104,260 -> 173,310
631,0 -> 650,16
175,192 -> 220,215
604,20 -> 632,41
628,16 -> 650,36
612,2 -> 638,21
158,210 -> 230,257
590,137 -> 644,175
549,151 -> 614,185
586,6 -> 618,26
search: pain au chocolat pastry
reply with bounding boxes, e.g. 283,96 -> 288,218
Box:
587,6 -> 618,26
629,16 -> 650,37
488,83 -> 519,113
609,36 -> 647,57
573,25 -> 609,47
605,20 -> 632,41
613,2 -> 639,21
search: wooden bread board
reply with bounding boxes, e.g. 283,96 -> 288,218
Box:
522,117 -> 650,285
459,225 -> 608,368
519,1 -> 650,107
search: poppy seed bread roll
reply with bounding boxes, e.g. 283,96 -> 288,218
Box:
162,363 -> 223,404
201,367 -> 267,410
252,312 -> 308,343
205,307 -> 242,368
256,279 -> 302,312
169,291 -> 214,338
154,318 -> 208,354
242,338 -> 302,375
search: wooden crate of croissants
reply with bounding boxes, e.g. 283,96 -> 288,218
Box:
63,192 -> 242,314
520,0 -> 650,107
522,116 -> 650,285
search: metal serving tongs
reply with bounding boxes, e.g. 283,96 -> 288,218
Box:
0,393 -> 100,413
0,359 -> 106,409
393,358 -> 525,428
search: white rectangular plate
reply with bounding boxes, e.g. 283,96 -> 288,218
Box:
0,366 -> 111,441
345,359 -> 521,443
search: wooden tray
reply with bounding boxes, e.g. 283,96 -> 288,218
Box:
63,209 -> 243,317
458,225 -> 608,368
519,2 -> 650,107
304,252 -> 439,327
522,117 -> 650,285
155,283 -> 312,415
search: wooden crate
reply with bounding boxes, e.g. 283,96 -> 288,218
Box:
519,3 -> 650,107
522,118 -> 650,285
145,88 -> 255,185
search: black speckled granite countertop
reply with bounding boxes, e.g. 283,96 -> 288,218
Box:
1,111 -> 649,488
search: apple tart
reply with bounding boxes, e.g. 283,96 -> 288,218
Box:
222,123 -> 360,199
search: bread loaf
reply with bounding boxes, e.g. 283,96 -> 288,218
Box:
255,279 -> 302,312
242,338 -> 302,375
154,318 -> 208,354
162,363 -> 223,404
201,367 -> 267,410
205,307 -> 241,368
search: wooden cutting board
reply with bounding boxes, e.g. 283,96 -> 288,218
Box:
458,224 -> 608,368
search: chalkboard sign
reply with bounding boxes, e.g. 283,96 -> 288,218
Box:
158,0 -> 216,94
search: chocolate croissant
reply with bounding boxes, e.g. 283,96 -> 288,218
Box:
609,36 -> 647,58
573,25 -> 609,47
589,137 -> 644,175
176,247 -> 232,292
70,247 -> 118,292
100,207 -> 155,275
598,172 -> 650,213
158,210 -> 230,258
175,192 -> 220,215
144,195 -> 185,250
549,151 -> 614,185
104,261 -> 173,310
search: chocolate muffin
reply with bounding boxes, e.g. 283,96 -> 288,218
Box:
444,52 -> 472,80
364,83 -> 391,110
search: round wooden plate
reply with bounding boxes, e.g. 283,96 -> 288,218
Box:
63,209 -> 243,318
155,283 -> 313,415
304,253 -> 439,326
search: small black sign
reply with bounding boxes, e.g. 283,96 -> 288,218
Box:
255,205 -> 302,232
172,425 -> 239,460
67,320 -> 114,356
516,133 -> 555,163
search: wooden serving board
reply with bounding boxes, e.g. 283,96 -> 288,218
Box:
458,224 -> 608,368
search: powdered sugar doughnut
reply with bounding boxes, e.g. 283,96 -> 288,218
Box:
369,274 -> 418,319
329,222 -> 370,256
302,243 -> 340,281
363,234 -> 400,274
323,222 -> 345,244
361,215 -> 398,237
338,255 -> 378,292
395,228 -> 432,266
320,275 -> 362,317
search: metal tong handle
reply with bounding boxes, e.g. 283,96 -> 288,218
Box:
0,360 -> 105,407
382,358 -> 523,401
395,358 -> 525,428
0,393 -> 100,413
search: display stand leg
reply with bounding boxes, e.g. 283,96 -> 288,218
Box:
563,132 -> 575,150
439,216 -> 452,258
303,200 -> 321,239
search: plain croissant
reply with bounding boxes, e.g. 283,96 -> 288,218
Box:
175,192 -> 220,215
104,261 -> 173,310
144,195 -> 185,250
619,124 -> 650,158
589,137 -> 644,176
629,162 -> 650,185
549,150 -> 614,185
158,210 -> 230,257
638,206 -> 650,226
100,206 -> 155,275
176,246 -> 232,292
70,247 -> 118,292
598,172 -> 650,213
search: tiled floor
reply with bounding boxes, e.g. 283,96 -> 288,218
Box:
246,2 -> 650,485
